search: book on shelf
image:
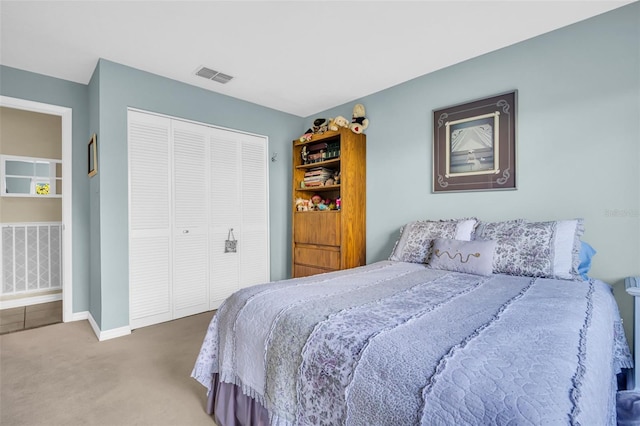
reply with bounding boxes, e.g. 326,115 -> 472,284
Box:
305,168 -> 333,177
307,152 -> 325,162
308,142 -> 328,152
303,178 -> 330,184
302,140 -> 341,164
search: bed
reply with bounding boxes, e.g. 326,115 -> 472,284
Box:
192,218 -> 633,425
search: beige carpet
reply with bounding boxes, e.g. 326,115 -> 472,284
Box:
0,311 -> 217,426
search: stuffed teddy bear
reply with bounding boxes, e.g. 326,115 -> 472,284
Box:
350,104 -> 369,134
328,115 -> 350,131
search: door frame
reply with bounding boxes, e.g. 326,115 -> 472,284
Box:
0,96 -> 73,322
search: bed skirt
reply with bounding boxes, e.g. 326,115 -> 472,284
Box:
207,374 -> 269,426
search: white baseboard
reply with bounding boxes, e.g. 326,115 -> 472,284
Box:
87,312 -> 131,341
70,311 -> 89,321
0,293 -> 62,310
99,324 -> 131,341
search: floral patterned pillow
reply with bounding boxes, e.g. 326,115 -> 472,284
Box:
389,219 -> 477,264
474,219 -> 584,280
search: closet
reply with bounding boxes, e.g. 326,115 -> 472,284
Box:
127,110 -> 269,329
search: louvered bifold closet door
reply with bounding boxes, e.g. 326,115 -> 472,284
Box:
238,134 -> 269,288
209,129 -> 241,308
172,120 -> 209,319
209,130 -> 269,308
128,111 -> 172,329
129,110 -> 270,326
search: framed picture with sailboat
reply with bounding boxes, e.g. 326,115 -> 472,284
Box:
432,91 -> 516,193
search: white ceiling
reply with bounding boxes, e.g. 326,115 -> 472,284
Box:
0,1 -> 634,117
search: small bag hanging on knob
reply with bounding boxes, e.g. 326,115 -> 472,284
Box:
225,228 -> 237,253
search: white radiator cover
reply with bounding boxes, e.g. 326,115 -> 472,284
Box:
1,223 -> 62,296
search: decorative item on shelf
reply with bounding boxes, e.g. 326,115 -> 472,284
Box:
336,197 -> 341,210
329,116 -> 350,131
224,228 -> 237,253
35,183 -> 50,195
295,195 -> 339,212
311,118 -> 329,135
350,104 -> 369,134
324,170 -> 340,186
299,132 -> 313,143
311,194 -> 329,211
298,117 -> 333,143
295,197 -> 311,211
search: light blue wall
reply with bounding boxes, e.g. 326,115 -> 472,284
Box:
0,65 -> 91,314
93,59 -> 302,330
315,3 -> 639,346
87,63 -> 102,326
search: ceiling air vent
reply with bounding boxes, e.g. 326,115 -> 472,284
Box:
195,66 -> 234,84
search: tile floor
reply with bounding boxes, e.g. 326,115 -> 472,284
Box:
0,301 -> 62,334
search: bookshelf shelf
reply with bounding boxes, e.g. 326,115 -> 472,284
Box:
296,158 -> 340,170
298,184 -> 340,192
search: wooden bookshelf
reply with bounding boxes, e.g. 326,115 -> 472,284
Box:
291,128 -> 366,277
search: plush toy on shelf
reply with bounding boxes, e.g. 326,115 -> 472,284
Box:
311,194 -> 328,211
311,118 -> 329,134
350,103 -> 369,134
298,117 -> 332,142
299,132 -> 313,143
328,115 -> 350,131
324,171 -> 340,186
295,197 -> 310,211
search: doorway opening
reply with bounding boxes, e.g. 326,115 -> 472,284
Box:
0,96 -> 73,333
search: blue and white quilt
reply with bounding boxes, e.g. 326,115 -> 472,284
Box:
192,261 -> 632,426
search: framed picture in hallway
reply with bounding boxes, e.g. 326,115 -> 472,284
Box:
88,134 -> 97,177
432,91 -> 516,193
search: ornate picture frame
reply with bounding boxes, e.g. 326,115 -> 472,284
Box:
433,91 -> 516,193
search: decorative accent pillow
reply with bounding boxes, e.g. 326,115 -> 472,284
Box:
389,219 -> 477,264
474,219 -> 584,280
428,238 -> 496,276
